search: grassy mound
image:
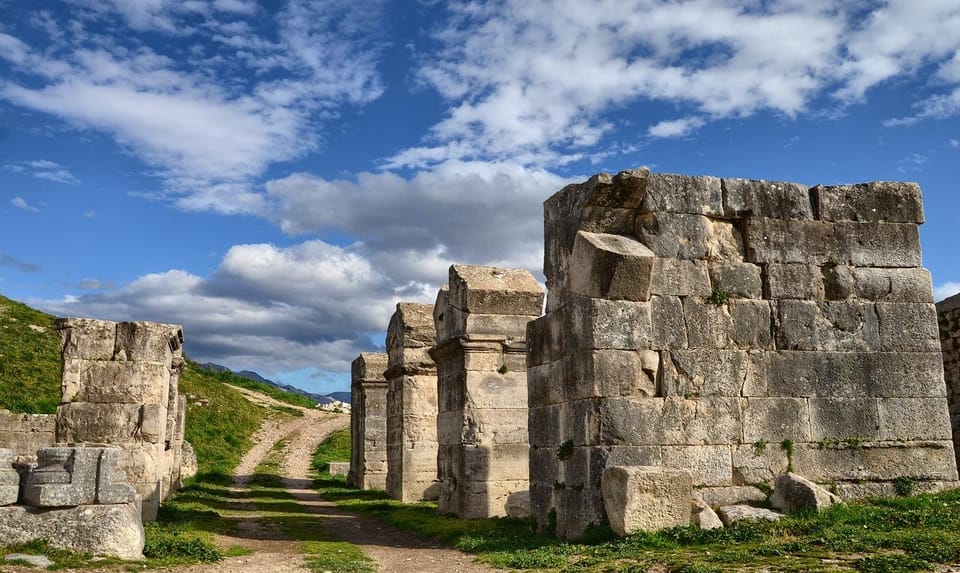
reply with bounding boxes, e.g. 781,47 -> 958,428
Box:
0,294 -> 61,413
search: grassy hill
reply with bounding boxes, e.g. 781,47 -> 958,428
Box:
0,294 -> 62,413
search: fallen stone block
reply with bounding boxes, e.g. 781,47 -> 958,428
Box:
0,449 -> 19,506
691,499 -> 724,529
505,490 -> 530,518
569,231 -> 655,302
718,505 -> 782,527
327,462 -> 349,477
601,466 -> 692,536
0,501 -> 144,560
769,472 -> 840,513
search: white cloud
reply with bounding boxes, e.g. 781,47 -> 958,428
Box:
935,281 -> 960,302
11,196 -> 39,212
897,152 -> 928,174
951,138 -> 959,148
647,117 -> 705,139
0,1 -> 385,213
4,159 -> 79,185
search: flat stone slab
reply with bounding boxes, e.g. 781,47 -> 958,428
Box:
0,502 -> 144,560
5,553 -> 55,568
718,504 -> 783,527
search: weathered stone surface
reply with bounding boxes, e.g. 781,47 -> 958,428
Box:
776,301 -> 880,352
791,442 -> 958,482
569,231 -> 655,301
180,440 -> 197,482
813,181 -> 924,224
691,499 -> 724,529
809,398 -> 880,440
641,172 -> 723,216
566,349 -> 658,400
0,449 -> 18,506
876,302 -> 940,351
97,448 -> 137,504
327,462 -> 349,477
769,472 -> 839,513
4,554 -> 54,568
660,349 -> 760,398
0,501 -> 144,560
350,352 -> 388,490
601,466 -> 692,536
718,505 -> 782,526
651,258 -> 712,297
636,212 -> 743,260
114,321 -> 183,363
696,486 -> 768,508
825,266 -> 933,303
449,264 -> 544,316
505,490 -> 530,518
709,261 -> 762,299
742,398 -> 811,443
722,178 -> 812,220
22,447 -> 99,507
765,263 -> 825,300
55,318 -> 117,360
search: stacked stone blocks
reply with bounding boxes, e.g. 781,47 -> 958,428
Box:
349,352 -> 389,490
431,265 -> 544,518
938,293 -> 960,468
529,169 -> 957,538
0,412 -> 55,463
385,303 -> 440,502
54,318 -> 186,521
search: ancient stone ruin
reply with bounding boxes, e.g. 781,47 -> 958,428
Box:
348,352 -> 389,490
528,168 -> 957,538
54,318 -> 187,521
385,303 -> 441,502
0,446 -> 145,559
939,293 -> 960,468
431,265 -> 544,518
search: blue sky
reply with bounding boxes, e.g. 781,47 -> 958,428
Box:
2,0 -> 959,395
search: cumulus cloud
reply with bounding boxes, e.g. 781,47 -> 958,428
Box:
647,117 -> 706,139
0,1 -> 385,212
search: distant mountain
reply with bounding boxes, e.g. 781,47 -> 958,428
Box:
198,362 -> 350,404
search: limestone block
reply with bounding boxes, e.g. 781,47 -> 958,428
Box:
56,318 -> 117,360
596,397 -> 743,447
527,361 -> 564,406
438,408 -> 527,446
732,444 -> 789,485
640,172 -> 723,216
387,302 -> 437,360
730,300 -> 774,349
0,449 -> 19,506
529,445 -> 560,486
824,266 -> 933,303
765,264 -> 825,300
601,466 -> 693,536
505,490 -> 530,518
708,261 -> 762,299
605,445 -> 663,468
660,349 -> 763,398
568,231 -> 655,301
554,486 -> 606,539
791,441 -> 958,482
696,486 -> 768,508
769,472 -> 839,513
114,321 -> 182,363
353,352 -> 389,381
96,448 -> 138,504
74,361 -> 171,405
0,501 -> 144,560
809,398 -> 880,440
722,178 -> 812,220
180,440 -> 198,481
650,258 -> 712,297
452,443 -> 530,481
565,296 -> 656,351
876,302 -> 940,351
764,351 -> 947,398
327,461 -> 349,477
636,212 -> 743,260
528,404 -> 561,448
776,301 -> 880,351
718,505 -> 782,526
683,298 -> 733,349
813,181 -> 924,223
742,398 -> 812,443
565,349 -> 658,400
454,479 -> 529,519
691,499 -> 724,529
140,403 -> 168,444
22,447 -> 99,507
661,445 -> 733,487
744,218 -> 921,267
55,402 -> 144,444
526,313 -> 564,367
448,264 -> 544,316
439,306 -> 533,341
877,398 -> 952,441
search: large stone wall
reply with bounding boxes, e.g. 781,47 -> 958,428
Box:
385,303 -> 440,502
0,412 -> 55,462
349,352 -> 389,490
529,168 -> 957,538
938,293 -> 960,468
54,318 -> 186,521
431,265 -> 544,518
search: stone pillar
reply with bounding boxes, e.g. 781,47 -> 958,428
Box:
349,352 -> 389,490
529,169 -> 957,538
431,265 -> 543,518
939,293 -> 960,468
385,303 -> 440,502
54,318 -> 185,521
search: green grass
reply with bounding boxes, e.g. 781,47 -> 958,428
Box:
211,369 -> 319,409
310,431 -> 960,572
310,426 -> 351,473
0,294 -> 61,413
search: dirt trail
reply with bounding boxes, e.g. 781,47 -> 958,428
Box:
183,387 -> 501,573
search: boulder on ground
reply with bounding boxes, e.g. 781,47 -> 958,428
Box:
601,465 -> 692,536
690,499 -> 723,530
769,472 -> 840,513
718,505 -> 782,527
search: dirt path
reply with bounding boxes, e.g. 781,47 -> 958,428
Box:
184,388 -> 501,573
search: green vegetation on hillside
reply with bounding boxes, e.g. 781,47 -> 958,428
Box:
0,294 -> 61,413
210,369 -> 319,409
310,426 -> 351,473
312,431 -> 960,572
